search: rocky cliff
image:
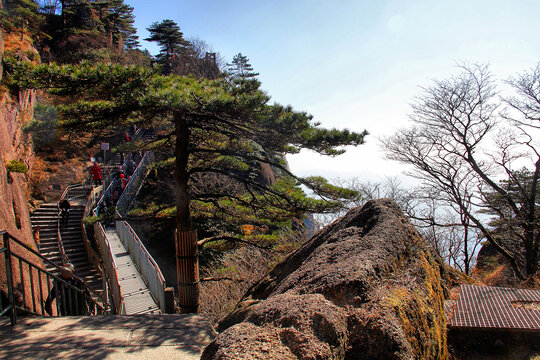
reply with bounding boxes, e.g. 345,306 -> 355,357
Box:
0,28 -> 36,248
0,93 -> 35,243
202,199 -> 449,360
0,28 -> 45,311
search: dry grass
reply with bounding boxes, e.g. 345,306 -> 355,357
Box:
199,229 -> 307,325
199,245 -> 272,325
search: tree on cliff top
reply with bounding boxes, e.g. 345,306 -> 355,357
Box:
145,19 -> 190,75
9,60 -> 367,312
0,0 -> 48,41
99,0 -> 137,50
227,53 -> 258,80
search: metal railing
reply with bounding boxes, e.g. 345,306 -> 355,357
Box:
116,151 -> 155,217
92,179 -> 118,217
93,222 -> 124,314
82,185 -> 104,267
59,182 -> 91,202
116,221 -> 174,313
92,151 -> 137,218
55,210 -> 70,265
0,231 -> 112,325
85,153 -> 141,312
89,145 -> 172,313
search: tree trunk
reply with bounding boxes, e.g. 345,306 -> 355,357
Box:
174,113 -> 199,312
523,231 -> 538,277
108,30 -> 113,49
524,161 -> 540,277
61,0 -> 66,27
463,222 -> 470,275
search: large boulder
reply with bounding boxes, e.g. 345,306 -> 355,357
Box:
202,199 -> 449,360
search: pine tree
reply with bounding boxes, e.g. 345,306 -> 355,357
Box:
480,168 -> 540,276
0,0 -> 47,40
123,33 -> 139,49
8,61 -> 368,312
102,0 -> 137,50
145,19 -> 190,75
227,53 -> 259,79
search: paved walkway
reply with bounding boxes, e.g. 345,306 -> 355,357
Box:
105,227 -> 160,315
0,314 -> 216,359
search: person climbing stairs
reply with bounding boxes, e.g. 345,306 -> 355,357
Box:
31,189 -> 103,292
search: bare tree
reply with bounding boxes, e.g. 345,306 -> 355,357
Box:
317,176 -> 481,273
314,176 -> 417,223
382,63 -> 540,280
186,37 -> 224,79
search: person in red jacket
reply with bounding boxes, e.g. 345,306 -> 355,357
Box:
120,173 -> 129,190
89,162 -> 102,186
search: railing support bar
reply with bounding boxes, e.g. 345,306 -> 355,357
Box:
4,232 -> 16,325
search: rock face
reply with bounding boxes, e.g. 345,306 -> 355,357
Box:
202,199 -> 448,360
0,93 -> 35,247
0,30 -> 46,311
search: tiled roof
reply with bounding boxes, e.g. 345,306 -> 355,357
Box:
449,285 -> 540,331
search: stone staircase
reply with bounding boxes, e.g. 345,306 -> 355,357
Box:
101,152 -> 123,180
31,196 -> 103,291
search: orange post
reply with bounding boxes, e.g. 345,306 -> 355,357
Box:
175,230 -> 199,313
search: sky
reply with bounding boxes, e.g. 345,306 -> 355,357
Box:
126,0 -> 540,183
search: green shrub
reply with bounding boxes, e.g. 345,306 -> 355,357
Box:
83,215 -> 101,225
23,103 -> 59,150
6,160 -> 28,173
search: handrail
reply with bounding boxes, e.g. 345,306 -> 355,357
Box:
89,143 -> 162,313
82,185 -> 104,267
0,230 -> 108,307
116,221 -> 174,313
116,151 -> 155,217
81,181 -> 123,312
93,179 -> 118,217
0,230 -> 112,325
60,182 -> 91,202
56,209 -> 70,265
93,222 -> 124,314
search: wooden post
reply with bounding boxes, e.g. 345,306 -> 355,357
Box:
164,287 -> 175,314
4,233 -> 17,325
175,230 -> 199,313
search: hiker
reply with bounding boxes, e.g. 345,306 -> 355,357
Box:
120,173 -> 129,190
44,264 -> 92,316
132,151 -> 142,164
89,161 -> 103,186
113,165 -> 124,183
33,226 -> 40,249
124,158 -> 137,177
112,188 -> 120,204
59,199 -> 70,227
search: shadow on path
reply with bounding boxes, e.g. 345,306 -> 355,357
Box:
0,314 -> 216,359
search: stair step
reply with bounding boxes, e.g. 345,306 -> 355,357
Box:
33,188 -> 104,295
